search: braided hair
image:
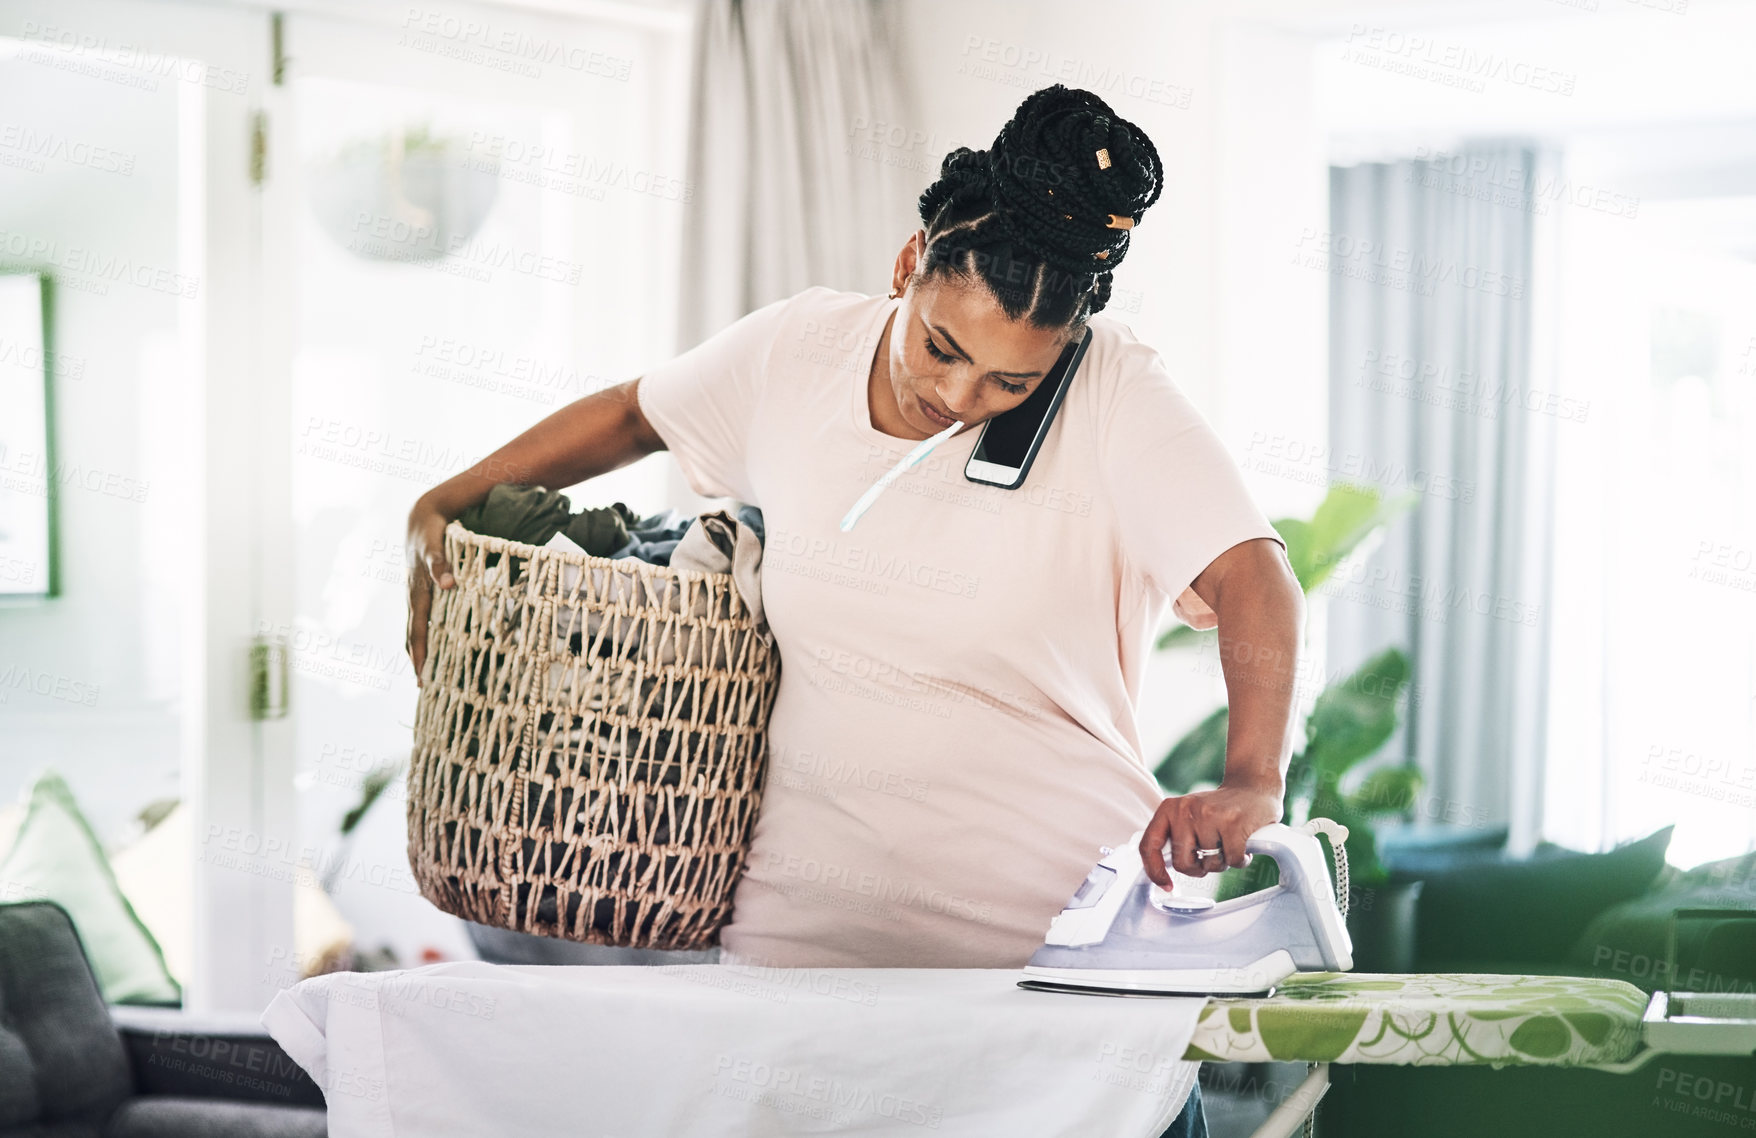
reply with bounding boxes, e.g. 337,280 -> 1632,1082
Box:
914,84 -> 1164,328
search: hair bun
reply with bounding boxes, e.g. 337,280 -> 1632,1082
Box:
986,84 -> 1164,274
917,146 -> 994,229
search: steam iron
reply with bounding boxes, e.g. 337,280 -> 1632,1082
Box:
1019,820 -> 1353,998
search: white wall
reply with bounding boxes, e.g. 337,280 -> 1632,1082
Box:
1317,0 -> 1756,146
0,28 -> 201,843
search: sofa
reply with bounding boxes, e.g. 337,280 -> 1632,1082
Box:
0,901 -> 326,1138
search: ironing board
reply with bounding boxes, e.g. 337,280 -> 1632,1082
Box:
1179,971 -> 1654,1138
262,964 -> 1664,1138
1185,971 -> 1647,1066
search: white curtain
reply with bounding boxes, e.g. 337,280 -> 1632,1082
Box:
678,0 -> 919,351
1326,143 -> 1562,855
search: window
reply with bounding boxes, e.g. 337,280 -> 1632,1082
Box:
1546,192 -> 1756,867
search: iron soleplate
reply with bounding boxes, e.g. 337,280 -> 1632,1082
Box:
1017,977 -> 1277,999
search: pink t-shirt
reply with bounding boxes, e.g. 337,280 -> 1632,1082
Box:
636,285 -> 1285,968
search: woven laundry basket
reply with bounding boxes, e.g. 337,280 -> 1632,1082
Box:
407,520 -> 780,950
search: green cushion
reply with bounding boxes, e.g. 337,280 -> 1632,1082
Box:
0,771 -> 180,1005
1414,826 -> 1673,965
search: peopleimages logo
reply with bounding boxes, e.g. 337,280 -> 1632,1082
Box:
398,7 -> 633,80
18,21 -> 251,94
1408,146 -> 1640,220
767,526 -> 980,599
1292,228 -> 1525,299
1653,1067 -> 1756,1128
772,746 -> 931,803
0,125 -> 136,175
956,36 -> 1194,109
0,228 -> 199,298
712,1054 -> 945,1129
199,824 -> 419,896
1340,24 -> 1577,97
0,664 -> 100,706
760,850 -> 993,925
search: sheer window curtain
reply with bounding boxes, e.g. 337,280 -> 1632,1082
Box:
1325,142 -> 1561,855
676,0 -> 919,353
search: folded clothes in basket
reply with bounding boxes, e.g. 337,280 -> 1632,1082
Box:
459,484 -> 765,575
458,483 -> 694,561
669,504 -> 766,626
460,484 -> 769,683
457,482 -> 577,546
539,505 -> 767,654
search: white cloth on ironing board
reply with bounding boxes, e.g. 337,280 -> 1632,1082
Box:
262,961 -> 1204,1138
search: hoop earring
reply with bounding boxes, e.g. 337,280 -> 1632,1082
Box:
887,286 -> 901,299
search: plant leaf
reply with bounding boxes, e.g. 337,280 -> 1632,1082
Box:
1345,765 -> 1424,816
1275,517 -> 1318,588
1151,483 -> 1413,648
1303,648 -> 1411,779
1215,852 -> 1280,901
1155,622 -> 1215,651
341,761 -> 403,836
1153,706 -> 1230,793
1298,485 -> 1419,592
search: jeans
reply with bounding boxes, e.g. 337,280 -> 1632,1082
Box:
1155,1082 -> 1208,1138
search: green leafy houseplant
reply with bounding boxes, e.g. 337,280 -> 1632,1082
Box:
322,760 -> 406,894
1153,484 -> 1420,900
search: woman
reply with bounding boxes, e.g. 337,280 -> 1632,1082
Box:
407,85 -> 1302,1134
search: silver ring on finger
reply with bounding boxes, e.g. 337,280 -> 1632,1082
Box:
1194,847 -> 1222,859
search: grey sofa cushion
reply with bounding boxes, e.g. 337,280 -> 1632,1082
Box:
0,1014 -> 34,1126
0,902 -> 132,1128
102,1099 -> 325,1138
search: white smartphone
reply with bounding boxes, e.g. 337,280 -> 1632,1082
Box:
964,328 -> 1091,490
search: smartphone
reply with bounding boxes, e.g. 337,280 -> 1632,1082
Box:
964,328 -> 1091,490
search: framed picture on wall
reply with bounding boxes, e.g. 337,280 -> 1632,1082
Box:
0,272 -> 54,598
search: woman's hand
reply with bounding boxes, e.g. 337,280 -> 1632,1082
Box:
405,496 -> 458,688
1138,779 -> 1285,888
1144,537 -> 1302,888
399,378 -> 667,689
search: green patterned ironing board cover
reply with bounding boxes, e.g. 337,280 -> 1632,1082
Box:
1184,973 -> 1647,1066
